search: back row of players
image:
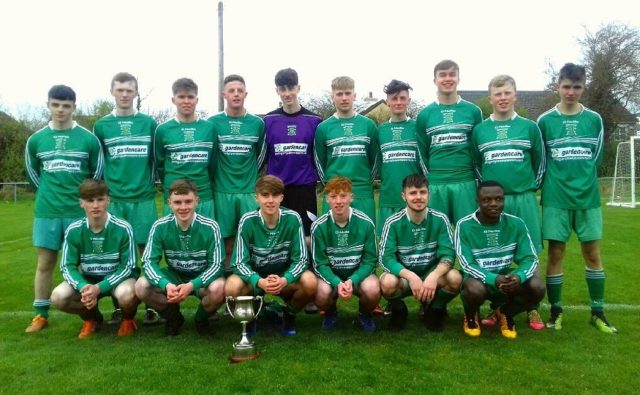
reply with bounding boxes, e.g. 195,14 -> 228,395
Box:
24,60 -> 616,338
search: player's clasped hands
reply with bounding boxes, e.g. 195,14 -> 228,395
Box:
338,279 -> 353,300
80,284 -> 100,310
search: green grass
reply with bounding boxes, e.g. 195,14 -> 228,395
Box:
1,201 -> 640,394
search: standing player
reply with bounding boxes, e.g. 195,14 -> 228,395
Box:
135,180 -> 225,336
24,85 -> 104,332
471,75 -> 545,330
416,59 -> 483,224
51,180 -> 138,338
93,72 -> 160,325
376,79 -> 422,233
208,74 -> 265,268
155,78 -> 216,219
312,177 -> 380,332
314,76 -> 378,222
379,174 -> 460,331
456,181 -> 545,339
225,175 -> 317,336
537,63 -> 617,333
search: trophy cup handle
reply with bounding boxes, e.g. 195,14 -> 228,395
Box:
225,296 -> 236,319
254,296 -> 264,318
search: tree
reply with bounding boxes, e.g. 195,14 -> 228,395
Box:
0,111 -> 29,182
74,99 -> 114,130
301,91 -> 335,120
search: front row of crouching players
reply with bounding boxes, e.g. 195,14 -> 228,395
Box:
225,175 -> 317,337
135,179 -> 226,336
456,181 -> 545,339
378,174 -> 461,331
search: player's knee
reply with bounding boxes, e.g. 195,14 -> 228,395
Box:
526,276 -> 546,302
134,277 -> 151,300
300,271 -> 318,295
207,278 -> 226,302
360,276 -> 381,299
462,278 -> 485,301
379,273 -> 399,297
51,283 -> 72,309
115,284 -> 137,308
224,275 -> 244,297
315,281 -> 333,307
445,269 -> 463,291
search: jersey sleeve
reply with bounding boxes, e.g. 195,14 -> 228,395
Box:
24,135 -> 41,189
153,126 -> 166,183
415,112 -> 430,176
436,215 -> 455,265
231,220 -> 262,289
313,123 -> 327,184
190,221 -> 224,291
283,214 -> 308,285
60,226 -> 89,291
455,222 -> 499,286
256,118 -> 267,170
470,124 -> 483,181
378,220 -> 404,276
511,220 -> 539,284
89,133 -> 104,180
348,223 -> 377,287
594,114 -> 604,168
142,223 -> 171,290
368,122 -> 379,181
311,223 -> 341,287
530,122 -> 546,189
97,223 -> 136,294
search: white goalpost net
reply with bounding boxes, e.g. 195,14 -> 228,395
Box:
608,135 -> 640,208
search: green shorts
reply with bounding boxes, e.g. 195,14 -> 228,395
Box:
504,192 -> 542,253
321,196 -> 376,224
377,206 -> 404,236
542,206 -> 602,242
162,198 -> 215,221
213,192 -> 257,238
428,180 -> 477,225
109,199 -> 158,245
33,217 -> 81,250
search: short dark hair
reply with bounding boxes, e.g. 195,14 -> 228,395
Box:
275,68 -> 298,87
111,72 -> 138,90
48,85 -> 76,103
169,179 -> 198,196
433,59 -> 459,77
255,175 -> 285,195
402,173 -> 428,190
558,63 -> 586,84
384,79 -> 412,95
172,78 -> 198,95
223,74 -> 245,86
79,179 -> 109,200
477,180 -> 504,195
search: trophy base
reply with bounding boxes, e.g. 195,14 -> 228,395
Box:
229,352 -> 260,363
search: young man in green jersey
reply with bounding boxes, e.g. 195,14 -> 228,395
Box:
312,177 -> 381,332
537,63 -> 617,333
135,180 -> 225,336
416,60 -> 483,225
24,85 -> 104,332
94,72 -> 161,325
155,78 -> 216,219
456,181 -> 545,339
51,180 -> 139,338
208,74 -> 265,270
379,174 -> 460,331
225,175 -> 317,336
314,76 -> 378,223
471,75 -> 545,331
376,80 -> 422,234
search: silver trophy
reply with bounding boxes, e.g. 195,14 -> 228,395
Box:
226,295 -> 263,362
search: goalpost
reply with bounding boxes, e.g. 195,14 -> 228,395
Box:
608,135 -> 640,208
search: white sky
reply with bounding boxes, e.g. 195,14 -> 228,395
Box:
1,0 -> 638,118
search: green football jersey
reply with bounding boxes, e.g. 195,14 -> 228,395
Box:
378,208 -> 454,278
154,118 -> 216,201
93,111 -> 157,202
455,212 -> 538,287
142,213 -> 224,291
60,213 -> 136,294
25,122 -> 104,218
472,114 -> 545,194
231,208 -> 308,289
415,98 -> 483,183
537,105 -> 603,209
311,208 -> 377,287
377,119 -> 421,207
314,114 -> 378,195
207,112 -> 266,193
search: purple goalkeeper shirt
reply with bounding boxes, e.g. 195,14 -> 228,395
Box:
264,106 -> 322,186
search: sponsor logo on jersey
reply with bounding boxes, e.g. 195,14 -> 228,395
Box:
170,151 -> 209,162
219,143 -> 252,155
484,149 -> 524,163
382,150 -> 416,163
550,146 -> 592,161
168,258 -> 207,272
274,143 -> 307,156
332,145 -> 366,157
400,253 -> 434,266
43,159 -> 82,173
81,262 -> 118,275
330,255 -> 361,268
108,145 -> 148,158
253,251 -> 289,267
476,255 -> 513,270
431,133 -> 466,146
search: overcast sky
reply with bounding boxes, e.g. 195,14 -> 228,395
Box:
1,0 -> 638,118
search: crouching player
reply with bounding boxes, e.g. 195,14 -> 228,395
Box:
456,181 -> 545,338
135,180 -> 225,336
225,175 -> 316,336
379,174 -> 460,331
312,176 -> 381,332
51,180 -> 138,339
